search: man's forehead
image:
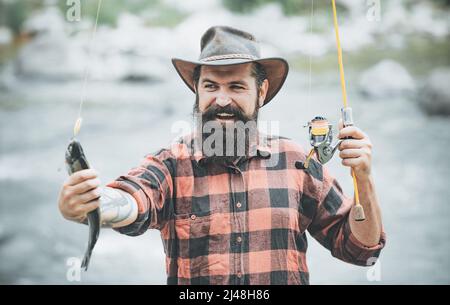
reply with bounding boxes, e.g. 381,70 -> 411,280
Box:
201,63 -> 252,78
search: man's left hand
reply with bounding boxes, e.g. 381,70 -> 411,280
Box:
337,119 -> 372,180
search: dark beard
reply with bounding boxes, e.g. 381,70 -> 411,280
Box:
193,93 -> 259,165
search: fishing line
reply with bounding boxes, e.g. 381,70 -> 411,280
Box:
73,0 -> 103,137
307,0 -> 314,113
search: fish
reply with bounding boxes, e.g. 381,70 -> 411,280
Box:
65,139 -> 100,271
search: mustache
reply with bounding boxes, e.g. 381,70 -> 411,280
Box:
202,104 -> 252,122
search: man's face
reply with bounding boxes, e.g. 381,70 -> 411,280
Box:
193,63 -> 269,162
194,63 -> 268,122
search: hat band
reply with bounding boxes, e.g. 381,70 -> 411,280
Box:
201,53 -> 258,62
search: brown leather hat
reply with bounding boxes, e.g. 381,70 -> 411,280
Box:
172,26 -> 289,106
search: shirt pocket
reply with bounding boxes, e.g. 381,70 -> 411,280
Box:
173,209 -> 220,240
174,209 -> 228,281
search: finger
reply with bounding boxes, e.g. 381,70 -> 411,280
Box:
338,126 -> 366,140
66,169 -> 98,186
77,199 -> 100,214
341,156 -> 364,168
71,178 -> 101,195
64,213 -> 86,223
76,187 -> 101,205
339,148 -> 363,159
339,139 -> 369,150
338,118 -> 344,131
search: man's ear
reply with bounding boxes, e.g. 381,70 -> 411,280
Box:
258,79 -> 269,107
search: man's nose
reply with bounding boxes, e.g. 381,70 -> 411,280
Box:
215,94 -> 232,107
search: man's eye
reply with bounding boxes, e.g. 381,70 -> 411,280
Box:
231,85 -> 244,90
204,84 -> 216,89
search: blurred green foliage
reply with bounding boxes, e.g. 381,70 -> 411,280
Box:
0,0 -> 186,33
1,0 -> 449,34
222,0 -> 347,15
0,0 -> 40,34
420,0 -> 450,8
0,0 -> 449,73
56,0 -> 186,28
290,36 -> 450,77
222,0 -> 450,14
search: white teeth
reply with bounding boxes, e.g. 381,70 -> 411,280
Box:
217,113 -> 234,117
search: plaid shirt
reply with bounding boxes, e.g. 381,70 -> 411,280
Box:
107,133 -> 386,285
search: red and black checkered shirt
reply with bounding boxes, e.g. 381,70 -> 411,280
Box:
107,134 -> 386,285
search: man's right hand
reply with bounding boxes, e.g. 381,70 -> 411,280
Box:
58,169 -> 101,223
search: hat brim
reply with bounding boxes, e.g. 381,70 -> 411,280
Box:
171,57 -> 289,106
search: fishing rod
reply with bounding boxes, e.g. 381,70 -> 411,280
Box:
297,0 -> 366,221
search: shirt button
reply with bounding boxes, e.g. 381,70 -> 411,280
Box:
190,214 -> 196,220
236,236 -> 242,243
236,202 -> 242,208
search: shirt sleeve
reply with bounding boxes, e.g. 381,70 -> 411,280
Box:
106,149 -> 175,236
307,164 -> 386,266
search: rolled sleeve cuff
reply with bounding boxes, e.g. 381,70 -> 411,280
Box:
343,219 -> 387,266
106,178 -> 151,236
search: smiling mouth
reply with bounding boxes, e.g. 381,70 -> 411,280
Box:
215,112 -> 236,120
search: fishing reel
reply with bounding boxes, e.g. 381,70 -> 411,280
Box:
301,108 -> 354,169
301,116 -> 341,169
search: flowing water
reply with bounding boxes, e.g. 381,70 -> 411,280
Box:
1,70 -> 449,284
